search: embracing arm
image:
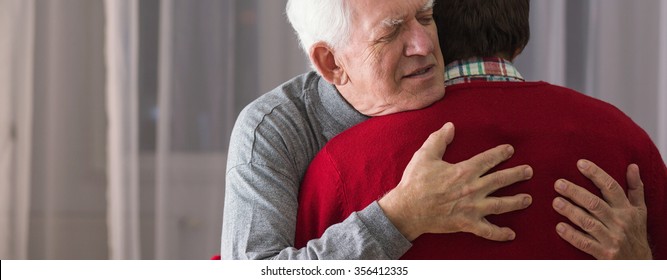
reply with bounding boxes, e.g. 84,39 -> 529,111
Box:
221,162 -> 410,260
221,123 -> 534,259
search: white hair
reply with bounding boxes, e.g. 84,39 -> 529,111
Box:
286,0 -> 351,57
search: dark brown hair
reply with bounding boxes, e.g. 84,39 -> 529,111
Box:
435,0 -> 530,65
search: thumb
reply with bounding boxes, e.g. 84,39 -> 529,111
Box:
419,122 -> 455,160
626,164 -> 647,208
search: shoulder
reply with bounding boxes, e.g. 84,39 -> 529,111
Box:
478,82 -> 641,127
540,83 -> 639,124
238,71 -> 321,125
227,72 -> 323,169
538,84 -> 661,161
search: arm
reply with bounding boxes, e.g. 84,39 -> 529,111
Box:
222,122 -> 533,259
552,160 -> 652,259
221,106 -> 412,259
222,162 -> 409,259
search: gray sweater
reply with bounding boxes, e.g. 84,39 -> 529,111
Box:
221,72 -> 412,259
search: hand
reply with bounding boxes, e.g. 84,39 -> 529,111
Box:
552,160 -> 652,259
378,122 -> 533,241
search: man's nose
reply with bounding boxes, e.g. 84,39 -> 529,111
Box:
404,21 -> 434,57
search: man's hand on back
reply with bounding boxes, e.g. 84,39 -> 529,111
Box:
552,160 -> 652,259
379,122 -> 534,241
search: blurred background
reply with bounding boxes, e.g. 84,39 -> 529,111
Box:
0,0 -> 665,259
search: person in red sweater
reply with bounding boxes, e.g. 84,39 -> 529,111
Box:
295,0 -> 666,259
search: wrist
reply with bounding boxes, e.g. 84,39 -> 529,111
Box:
378,188 -> 421,241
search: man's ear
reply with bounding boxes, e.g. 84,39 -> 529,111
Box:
310,42 -> 348,85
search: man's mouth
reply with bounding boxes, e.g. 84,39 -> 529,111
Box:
404,65 -> 434,78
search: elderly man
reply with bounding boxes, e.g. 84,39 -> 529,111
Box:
221,0 -> 533,259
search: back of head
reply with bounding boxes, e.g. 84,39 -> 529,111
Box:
285,0 -> 350,60
435,0 -> 530,64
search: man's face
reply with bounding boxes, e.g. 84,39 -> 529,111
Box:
336,0 -> 445,116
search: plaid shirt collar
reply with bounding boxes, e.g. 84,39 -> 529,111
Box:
444,57 -> 525,86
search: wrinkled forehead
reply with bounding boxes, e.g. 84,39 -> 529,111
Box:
348,0 -> 434,33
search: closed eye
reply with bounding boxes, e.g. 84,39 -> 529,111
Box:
377,27 -> 401,43
418,14 -> 434,25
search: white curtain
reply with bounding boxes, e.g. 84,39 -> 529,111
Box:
0,0 -> 664,260
108,0 -> 308,259
1,0 -> 108,259
0,0 -> 307,259
104,0 -> 141,260
515,0 -> 667,161
659,0 -> 667,160
0,0 -> 34,260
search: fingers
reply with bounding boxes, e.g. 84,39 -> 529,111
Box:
554,179 -> 612,224
577,159 -> 628,207
469,219 -> 516,241
419,122 -> 455,160
468,194 -> 531,242
477,164 -> 533,195
555,222 -> 604,258
462,144 -> 516,177
477,194 -> 532,215
556,162 -> 652,260
552,196 -> 607,240
626,164 -> 647,208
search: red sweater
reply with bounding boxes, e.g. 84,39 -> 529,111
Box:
295,81 -> 667,259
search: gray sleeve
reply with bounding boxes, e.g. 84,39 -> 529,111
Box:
221,162 -> 412,260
